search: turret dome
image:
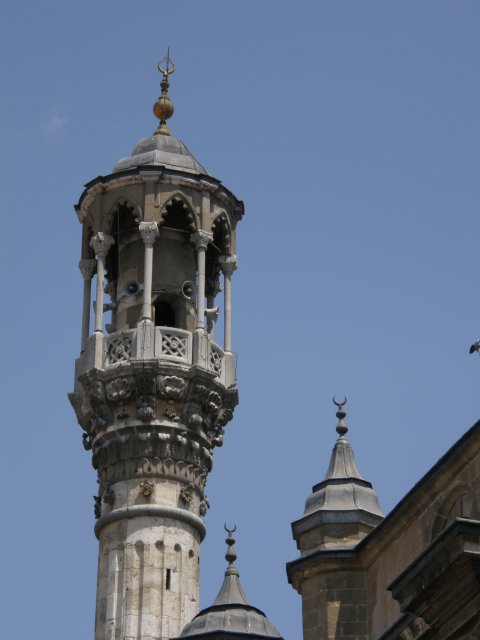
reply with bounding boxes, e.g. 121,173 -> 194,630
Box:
113,133 -> 209,175
174,527 -> 284,640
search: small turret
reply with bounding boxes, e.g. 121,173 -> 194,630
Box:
174,526 -> 284,640
292,398 -> 383,554
287,399 -> 383,640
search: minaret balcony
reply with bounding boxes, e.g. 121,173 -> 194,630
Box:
75,325 -> 236,390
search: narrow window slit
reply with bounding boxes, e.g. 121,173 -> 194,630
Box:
166,568 -> 171,590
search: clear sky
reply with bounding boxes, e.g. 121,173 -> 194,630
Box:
1,2 -> 479,639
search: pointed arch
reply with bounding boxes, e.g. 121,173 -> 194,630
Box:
160,195 -> 197,233
105,199 -> 139,285
211,211 -> 232,254
205,212 -> 231,298
104,196 -> 142,235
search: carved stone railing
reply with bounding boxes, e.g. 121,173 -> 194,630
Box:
105,330 -> 136,365
209,342 -> 224,380
76,327 -> 234,387
155,327 -> 192,364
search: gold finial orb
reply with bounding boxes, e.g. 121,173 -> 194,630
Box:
153,51 -> 176,136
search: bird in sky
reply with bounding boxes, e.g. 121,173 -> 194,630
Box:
469,339 -> 480,354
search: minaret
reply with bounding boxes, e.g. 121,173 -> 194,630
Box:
69,56 -> 243,640
287,399 -> 383,640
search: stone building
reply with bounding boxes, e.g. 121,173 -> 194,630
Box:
69,60 -> 479,639
288,405 -> 480,638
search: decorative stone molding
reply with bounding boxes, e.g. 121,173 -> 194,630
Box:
164,406 -> 177,420
79,258 -> 97,280
179,483 -> 195,505
190,229 -> 213,251
91,427 -> 212,486
88,379 -> 106,402
139,221 -> 159,246
187,413 -> 204,431
216,407 -> 234,429
94,405 -> 111,428
103,483 -> 115,506
90,232 -> 115,258
199,496 -> 210,517
137,395 -> 156,421
140,480 -> 155,498
218,253 -> 237,275
157,375 -> 187,401
193,384 -> 222,413
106,377 -> 134,403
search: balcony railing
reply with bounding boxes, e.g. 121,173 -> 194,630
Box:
154,327 -> 192,364
77,324 -> 235,388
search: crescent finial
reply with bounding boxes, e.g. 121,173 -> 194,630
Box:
224,523 -> 237,536
333,395 -> 347,409
158,48 -> 176,77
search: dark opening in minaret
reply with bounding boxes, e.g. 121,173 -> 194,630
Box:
155,300 -> 175,327
163,199 -> 194,233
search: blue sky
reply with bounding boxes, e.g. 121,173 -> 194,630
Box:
1,2 -> 479,639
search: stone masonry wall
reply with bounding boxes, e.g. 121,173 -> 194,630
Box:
301,570 -> 368,640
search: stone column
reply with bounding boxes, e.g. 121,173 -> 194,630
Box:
78,258 -> 97,352
219,254 -> 237,352
90,233 -> 115,334
139,221 -> 159,320
191,230 -> 213,330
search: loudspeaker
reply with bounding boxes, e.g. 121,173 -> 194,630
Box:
204,306 -> 219,323
182,281 -> 196,300
123,281 -> 140,296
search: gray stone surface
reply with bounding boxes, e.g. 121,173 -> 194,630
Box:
175,547 -> 283,640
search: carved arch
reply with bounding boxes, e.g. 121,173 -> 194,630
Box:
205,212 -> 232,297
104,196 -> 142,235
211,211 -> 232,253
160,195 -> 197,232
431,484 -> 479,540
105,199 -> 140,286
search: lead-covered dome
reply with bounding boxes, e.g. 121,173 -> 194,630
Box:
113,133 -> 209,175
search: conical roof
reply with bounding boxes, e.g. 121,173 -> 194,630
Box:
295,399 -> 383,537
175,528 -> 283,640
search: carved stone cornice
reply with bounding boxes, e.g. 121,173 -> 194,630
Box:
388,518 -> 480,631
79,258 -> 97,281
218,254 -> 237,275
90,232 -> 115,258
139,221 -> 159,246
190,229 -> 213,251
91,425 -> 213,489
71,355 -> 236,442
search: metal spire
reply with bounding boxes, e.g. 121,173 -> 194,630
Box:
153,49 -> 176,136
333,396 -> 348,437
224,524 -> 239,576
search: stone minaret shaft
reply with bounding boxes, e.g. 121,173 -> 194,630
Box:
69,62 -> 243,640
